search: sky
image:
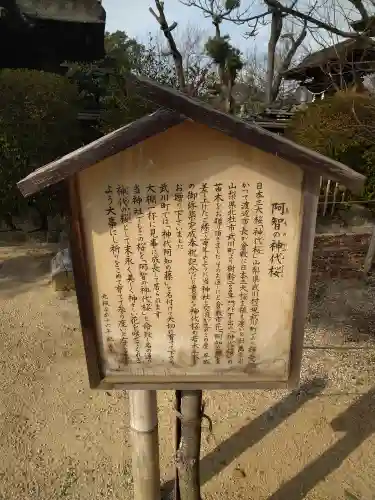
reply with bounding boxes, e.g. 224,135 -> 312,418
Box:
102,0 -> 360,61
102,0 -> 270,52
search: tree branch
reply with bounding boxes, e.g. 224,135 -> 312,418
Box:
266,8 -> 283,104
180,0 -> 242,20
149,1 -> 186,90
347,0 -> 369,22
180,0 -> 269,28
262,0 -> 370,39
271,21 -> 308,102
191,63 -> 212,94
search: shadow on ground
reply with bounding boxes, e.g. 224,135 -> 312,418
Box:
0,250 -> 54,298
162,377 -> 328,498
163,380 -> 375,499
269,385 -> 375,499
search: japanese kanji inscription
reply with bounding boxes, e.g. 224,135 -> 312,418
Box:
18,76 -> 364,388
78,125 -> 304,384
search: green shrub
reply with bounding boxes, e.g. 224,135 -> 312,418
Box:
0,69 -> 84,224
287,91 -> 375,199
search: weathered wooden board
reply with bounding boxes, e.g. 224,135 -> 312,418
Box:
17,73 -> 363,389
76,121 -> 307,388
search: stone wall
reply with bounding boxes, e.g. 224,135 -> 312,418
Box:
0,212 -> 67,244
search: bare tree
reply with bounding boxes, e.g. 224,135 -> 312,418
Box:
263,0 -> 375,38
172,1 -> 245,112
182,0 -> 375,105
277,0 -> 375,98
149,0 -> 244,111
149,2 -> 217,97
181,0 -> 308,104
149,0 -> 375,107
149,0 -> 187,90
177,24 -> 216,95
265,11 -> 307,103
238,48 -> 267,108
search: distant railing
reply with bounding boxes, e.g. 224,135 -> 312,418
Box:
318,178 -> 349,216
318,178 -> 375,217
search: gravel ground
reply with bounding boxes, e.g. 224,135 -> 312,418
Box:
1,242 -> 375,500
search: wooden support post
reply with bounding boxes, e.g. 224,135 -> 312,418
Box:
364,224 -> 375,276
175,390 -> 202,500
129,390 -> 161,500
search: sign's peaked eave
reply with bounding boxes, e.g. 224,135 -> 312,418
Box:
18,74 -> 365,199
17,90 -> 339,390
126,73 -> 365,193
69,120 -> 317,389
17,109 -> 184,197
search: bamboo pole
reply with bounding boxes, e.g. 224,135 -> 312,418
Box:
175,390 -> 202,500
129,390 -> 161,500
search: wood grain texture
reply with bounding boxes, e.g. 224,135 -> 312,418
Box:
78,126 -> 301,384
17,109 -> 184,197
67,176 -> 103,388
126,73 -> 365,194
109,380 -> 290,390
288,172 -> 320,388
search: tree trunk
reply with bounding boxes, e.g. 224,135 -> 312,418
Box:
270,24 -> 307,103
150,1 -> 186,91
266,10 -> 283,105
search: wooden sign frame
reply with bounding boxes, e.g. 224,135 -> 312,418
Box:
17,74 -> 365,391
67,171 -> 320,390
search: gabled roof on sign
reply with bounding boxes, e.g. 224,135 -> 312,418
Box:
18,110 -> 184,197
17,73 -> 365,198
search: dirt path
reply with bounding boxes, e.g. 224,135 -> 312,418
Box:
1,242 -> 375,500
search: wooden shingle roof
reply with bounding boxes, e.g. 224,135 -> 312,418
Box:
283,38 -> 375,80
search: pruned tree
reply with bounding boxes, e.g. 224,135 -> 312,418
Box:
151,22 -> 217,97
149,0 -> 187,90
204,22 -> 244,111
181,0 -> 306,104
150,0 -> 244,111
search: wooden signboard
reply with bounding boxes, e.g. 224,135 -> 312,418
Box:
18,74 -> 365,390
78,123 -> 307,389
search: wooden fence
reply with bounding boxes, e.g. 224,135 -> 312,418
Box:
318,178 -> 350,216
318,178 -> 375,275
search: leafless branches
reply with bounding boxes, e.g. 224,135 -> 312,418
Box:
181,0 -> 269,36
269,21 -> 308,102
148,0 -> 375,110
149,0 -> 186,90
